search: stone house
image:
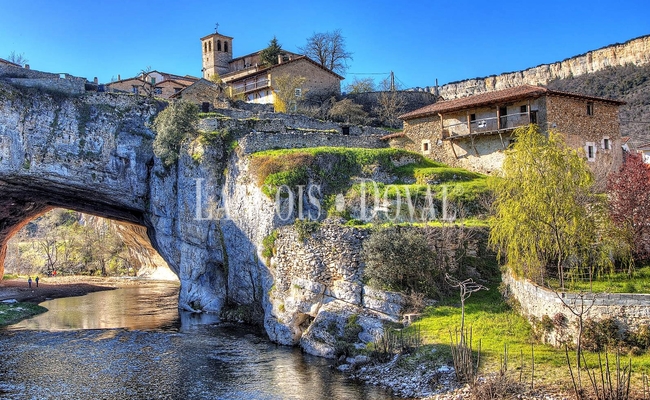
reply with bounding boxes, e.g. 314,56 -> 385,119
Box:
170,79 -> 229,111
0,58 -> 22,68
385,85 -> 625,175
200,30 -> 342,105
106,71 -> 199,98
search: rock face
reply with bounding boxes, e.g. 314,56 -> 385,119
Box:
0,83 -> 404,355
433,35 -> 650,100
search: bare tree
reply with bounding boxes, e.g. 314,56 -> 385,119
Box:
445,274 -> 488,337
6,51 -> 28,67
299,30 -> 352,74
345,77 -> 375,94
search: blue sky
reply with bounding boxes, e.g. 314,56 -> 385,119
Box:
1,0 -> 648,89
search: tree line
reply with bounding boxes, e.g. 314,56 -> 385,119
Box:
5,209 -> 136,277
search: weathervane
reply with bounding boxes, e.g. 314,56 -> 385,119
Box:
215,23 -> 219,33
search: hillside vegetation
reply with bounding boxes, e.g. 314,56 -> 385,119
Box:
249,147 -> 492,223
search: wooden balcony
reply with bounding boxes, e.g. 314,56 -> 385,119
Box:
232,78 -> 270,95
442,111 -> 536,140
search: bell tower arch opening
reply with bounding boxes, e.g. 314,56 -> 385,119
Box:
200,30 -> 234,79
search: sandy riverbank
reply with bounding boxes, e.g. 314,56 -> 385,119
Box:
0,276 -> 175,304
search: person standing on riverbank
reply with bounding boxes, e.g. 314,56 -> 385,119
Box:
28,277 -> 32,288
35,276 -> 39,287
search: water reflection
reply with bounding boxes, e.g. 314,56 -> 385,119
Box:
0,282 -> 395,399
10,282 -> 181,331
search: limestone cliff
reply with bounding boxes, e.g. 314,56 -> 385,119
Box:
0,83 -> 403,357
434,35 -> 650,100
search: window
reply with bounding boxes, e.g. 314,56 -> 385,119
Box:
204,43 -> 207,53
154,87 -> 162,95
587,102 -> 594,116
585,142 -> 596,162
295,88 -> 302,97
421,140 -> 431,154
520,105 -> 528,113
174,87 -> 181,93
224,41 -> 229,52
132,86 -> 139,94
470,113 -> 476,121
202,102 -> 210,113
150,77 -> 156,84
342,126 -> 350,135
208,41 -> 212,52
217,40 -> 222,51
602,137 -> 611,150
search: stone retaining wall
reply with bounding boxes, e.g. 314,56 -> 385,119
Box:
503,272 -> 650,345
0,64 -> 86,95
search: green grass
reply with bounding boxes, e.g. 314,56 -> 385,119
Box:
406,283 -> 650,392
250,147 -> 492,220
548,266 -> 650,294
0,302 -> 47,327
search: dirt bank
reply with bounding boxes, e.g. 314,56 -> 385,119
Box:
0,277 -> 143,304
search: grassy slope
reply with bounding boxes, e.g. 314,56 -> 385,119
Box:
249,147 -> 491,220
0,302 -> 47,327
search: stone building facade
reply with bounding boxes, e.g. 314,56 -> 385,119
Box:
200,29 -> 342,105
106,71 -> 198,99
389,85 -> 624,175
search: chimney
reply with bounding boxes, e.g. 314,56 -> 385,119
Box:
118,74 -> 121,81
93,77 -> 98,84
24,64 -> 30,70
277,54 -> 283,64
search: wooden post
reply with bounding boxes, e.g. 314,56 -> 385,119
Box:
499,132 -> 506,149
467,113 -> 471,134
439,113 -> 444,137
450,140 -> 459,159
496,106 -> 501,130
527,100 -> 531,124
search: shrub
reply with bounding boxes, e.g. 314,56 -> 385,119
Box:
582,317 -> 621,352
363,226 -> 440,298
152,101 -> 199,166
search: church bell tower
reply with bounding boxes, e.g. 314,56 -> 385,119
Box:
201,26 -> 233,79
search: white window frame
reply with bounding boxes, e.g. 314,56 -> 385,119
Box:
585,141 -> 597,162
421,140 -> 431,155
294,88 -> 302,97
601,136 -> 611,151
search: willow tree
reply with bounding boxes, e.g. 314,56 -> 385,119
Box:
489,125 -> 596,288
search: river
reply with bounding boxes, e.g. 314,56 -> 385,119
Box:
0,282 -> 394,399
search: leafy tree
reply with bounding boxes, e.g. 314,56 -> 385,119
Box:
273,74 -> 307,113
6,51 -> 28,67
363,226 -> 441,298
299,30 -> 352,74
607,153 -> 650,263
345,77 -> 375,94
152,101 -> 199,166
489,125 -> 598,288
329,98 -> 368,124
259,36 -> 282,67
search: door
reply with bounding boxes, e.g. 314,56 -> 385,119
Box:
499,106 -> 508,129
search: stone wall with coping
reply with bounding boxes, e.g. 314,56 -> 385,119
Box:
503,272 -> 650,346
0,64 -> 86,95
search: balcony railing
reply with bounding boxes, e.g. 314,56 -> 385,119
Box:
443,112 -> 535,138
232,78 -> 270,95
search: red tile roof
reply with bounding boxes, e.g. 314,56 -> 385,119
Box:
380,131 -> 406,141
399,85 -> 626,120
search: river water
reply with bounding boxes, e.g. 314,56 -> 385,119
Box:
0,282 -> 394,399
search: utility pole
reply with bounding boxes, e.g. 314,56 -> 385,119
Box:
390,71 -> 395,92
